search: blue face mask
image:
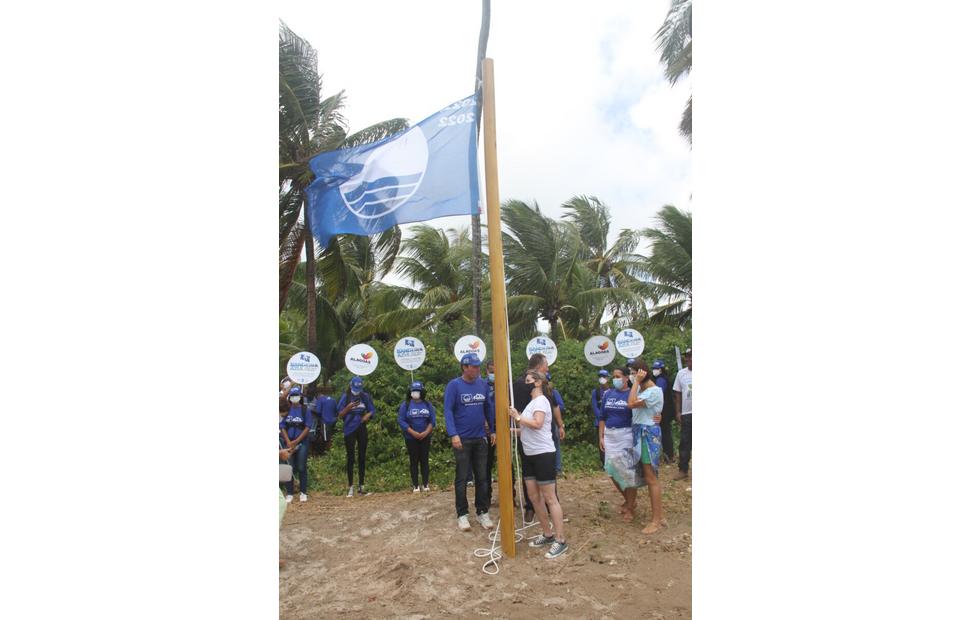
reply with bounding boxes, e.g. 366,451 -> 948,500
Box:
612,378 -> 625,389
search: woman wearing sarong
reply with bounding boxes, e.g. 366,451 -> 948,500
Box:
629,361 -> 666,534
598,368 -> 644,522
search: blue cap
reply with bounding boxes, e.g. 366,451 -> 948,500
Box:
652,359 -> 665,369
410,381 -> 423,391
288,386 -> 302,396
460,353 -> 482,366
626,358 -> 636,366
350,376 -> 364,389
598,369 -> 609,377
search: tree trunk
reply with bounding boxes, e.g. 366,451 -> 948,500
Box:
304,202 -> 317,355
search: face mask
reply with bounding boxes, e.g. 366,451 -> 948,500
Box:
612,378 -> 625,389
288,396 -> 300,404
652,369 -> 661,377
598,377 -> 608,385
351,389 -> 361,396
282,381 -> 292,390
411,391 -> 421,400
487,373 -> 495,382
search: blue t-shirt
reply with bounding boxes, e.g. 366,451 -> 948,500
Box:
312,395 -> 338,425
443,376 -> 495,439
280,405 -> 310,441
552,388 -> 565,421
598,388 -> 632,428
655,375 -> 670,392
398,399 -> 437,436
336,391 -> 376,436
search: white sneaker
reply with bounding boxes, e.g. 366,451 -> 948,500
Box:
422,485 -> 430,492
457,515 -> 472,531
346,487 -> 354,498
412,487 -> 420,493
299,493 -> 308,502
477,513 -> 494,530
285,494 -> 293,503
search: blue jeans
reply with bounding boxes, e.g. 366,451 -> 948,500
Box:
454,437 -> 490,517
285,441 -> 309,495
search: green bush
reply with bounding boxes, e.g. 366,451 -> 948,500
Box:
295,325 -> 691,494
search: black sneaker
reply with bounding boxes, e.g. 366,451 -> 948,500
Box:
545,541 -> 568,559
529,534 -> 556,548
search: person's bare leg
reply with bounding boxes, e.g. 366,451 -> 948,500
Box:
622,487 -> 638,522
609,477 -> 628,513
540,484 -> 565,542
525,480 -> 553,538
641,463 -> 666,534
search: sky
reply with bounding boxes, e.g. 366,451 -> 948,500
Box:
281,0 -> 691,284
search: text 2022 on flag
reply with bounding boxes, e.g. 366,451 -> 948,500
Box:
306,95 -> 480,249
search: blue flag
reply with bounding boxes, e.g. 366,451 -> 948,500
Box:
306,94 -> 480,249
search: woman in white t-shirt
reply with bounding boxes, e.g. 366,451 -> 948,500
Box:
509,370 -> 568,559
628,361 -> 666,535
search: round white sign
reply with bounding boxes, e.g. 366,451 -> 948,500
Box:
526,336 -> 558,366
453,335 -> 487,363
614,328 -> 645,358
286,352 -> 322,385
393,336 -> 426,371
345,344 -> 379,376
583,336 -> 616,367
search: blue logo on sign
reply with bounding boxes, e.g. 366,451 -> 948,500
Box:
624,331 -> 633,338
299,353 -> 311,362
405,339 -> 415,347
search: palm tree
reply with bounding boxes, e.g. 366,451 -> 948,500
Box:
562,195 -> 651,327
502,200 -> 616,341
656,0 -> 692,143
642,205 -> 692,326
279,21 -> 408,356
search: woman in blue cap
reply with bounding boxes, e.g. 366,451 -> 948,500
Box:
337,376 -> 376,497
591,369 -> 610,464
280,386 -> 311,503
398,381 -> 436,492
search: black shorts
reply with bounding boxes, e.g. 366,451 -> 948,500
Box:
521,451 -> 557,485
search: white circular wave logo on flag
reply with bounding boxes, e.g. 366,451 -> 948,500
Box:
339,126 -> 428,219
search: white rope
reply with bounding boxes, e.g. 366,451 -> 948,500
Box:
474,516 -> 540,575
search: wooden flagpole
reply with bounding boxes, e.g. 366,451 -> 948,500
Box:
482,57 -> 515,557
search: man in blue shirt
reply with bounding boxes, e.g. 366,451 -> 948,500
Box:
309,383 -> 338,455
444,353 -> 496,532
591,368 -> 610,464
547,372 -> 566,475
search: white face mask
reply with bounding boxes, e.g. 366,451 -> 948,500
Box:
612,378 -> 625,389
598,377 -> 608,385
652,369 -> 661,376
351,389 -> 361,396
487,373 -> 495,382
282,381 -> 292,390
288,396 -> 300,404
411,391 -> 421,400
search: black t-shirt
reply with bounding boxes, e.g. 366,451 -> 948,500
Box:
512,375 -> 532,413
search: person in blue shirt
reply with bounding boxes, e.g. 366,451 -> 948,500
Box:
591,369 -> 610,464
652,360 -> 676,464
444,353 -> 496,532
337,376 -> 376,497
547,372 -> 566,476
398,381 -> 436,492
280,387 -> 311,503
598,368 -> 645,522
309,383 -> 338,455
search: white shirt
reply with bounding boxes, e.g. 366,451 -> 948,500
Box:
519,394 -> 554,456
673,368 -> 692,415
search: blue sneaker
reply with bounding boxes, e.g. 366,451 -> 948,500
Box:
545,541 -> 568,559
529,534 -> 556,548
